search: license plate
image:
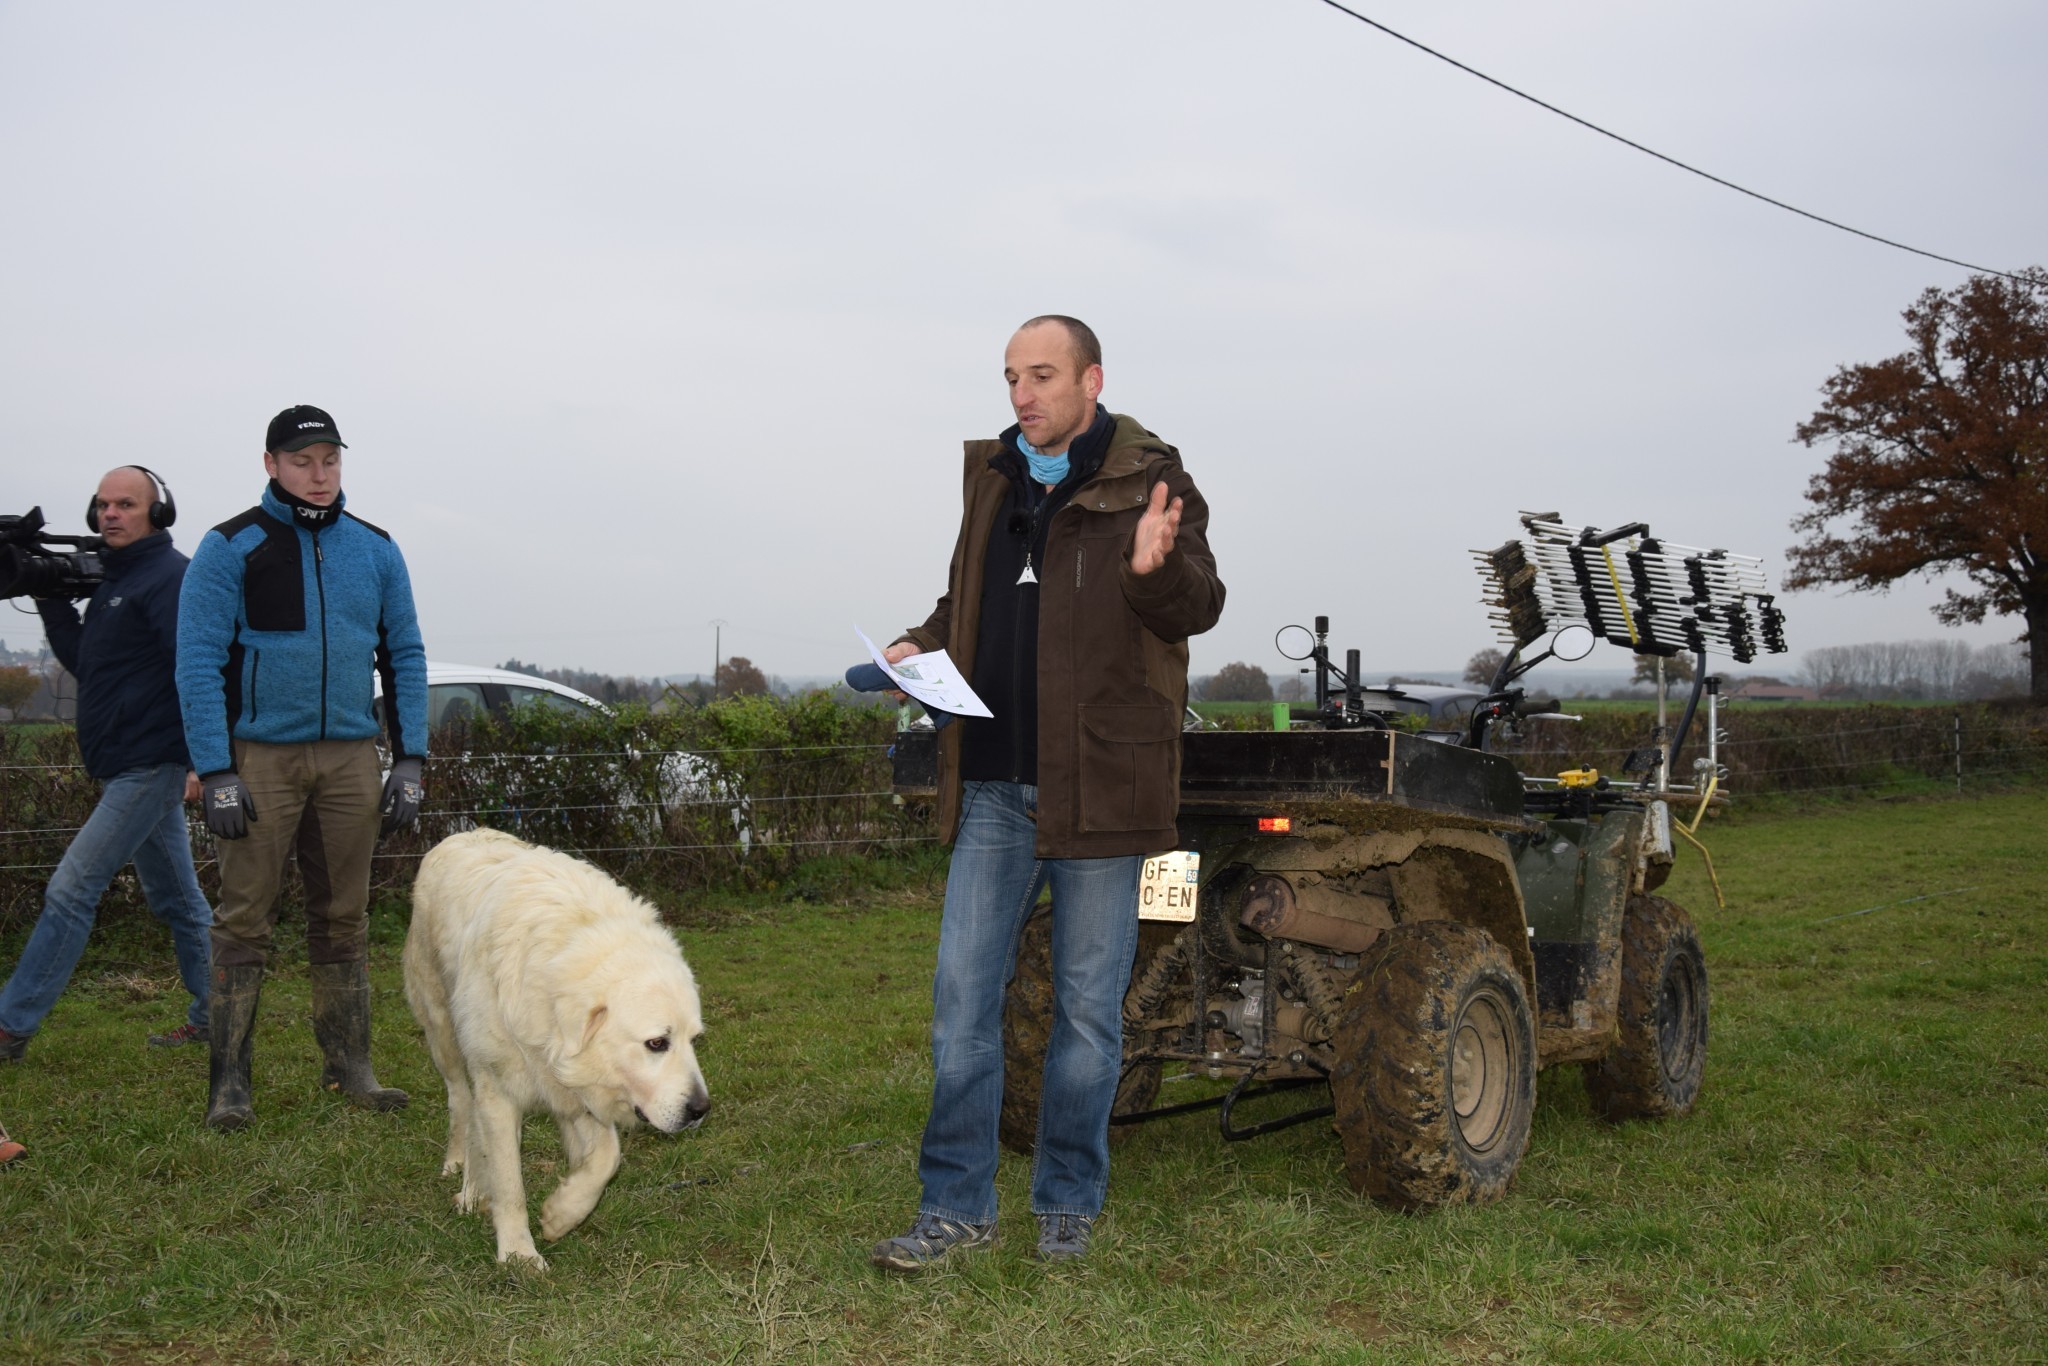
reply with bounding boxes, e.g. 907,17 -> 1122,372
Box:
1137,850 -> 1200,922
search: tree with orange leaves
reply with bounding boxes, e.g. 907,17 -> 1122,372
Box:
1787,268 -> 2048,701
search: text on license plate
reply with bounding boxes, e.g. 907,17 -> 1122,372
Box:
1137,850 -> 1200,921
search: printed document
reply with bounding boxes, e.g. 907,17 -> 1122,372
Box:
856,627 -> 994,718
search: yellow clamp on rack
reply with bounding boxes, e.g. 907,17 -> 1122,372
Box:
1599,543 -> 1640,647
1556,768 -> 1601,788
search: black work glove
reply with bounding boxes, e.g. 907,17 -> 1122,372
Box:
201,771 -> 257,841
380,757 -> 424,836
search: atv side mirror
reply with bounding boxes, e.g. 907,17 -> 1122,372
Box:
1549,624 -> 1596,662
1274,624 -> 1316,661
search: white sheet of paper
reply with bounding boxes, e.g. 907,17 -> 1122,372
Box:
857,627 -> 994,718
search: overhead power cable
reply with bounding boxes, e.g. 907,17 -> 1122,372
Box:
1312,0 -> 2028,283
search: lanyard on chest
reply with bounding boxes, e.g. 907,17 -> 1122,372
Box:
1013,481 -> 1059,586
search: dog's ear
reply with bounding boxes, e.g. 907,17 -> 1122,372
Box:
578,1004 -> 608,1054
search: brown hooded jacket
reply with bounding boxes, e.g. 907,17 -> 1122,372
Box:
899,412 -> 1224,858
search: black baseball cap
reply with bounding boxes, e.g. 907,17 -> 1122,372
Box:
265,405 -> 348,453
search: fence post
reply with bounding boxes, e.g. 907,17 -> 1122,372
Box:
1954,711 -> 1962,794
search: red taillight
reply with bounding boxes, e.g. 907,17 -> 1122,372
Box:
1257,816 -> 1291,833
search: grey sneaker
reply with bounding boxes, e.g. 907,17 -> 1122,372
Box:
1035,1213 -> 1094,1262
1032,1220 -> 1097,1261
870,1214 -> 998,1272
148,1022 -> 205,1048
0,1028 -> 25,1063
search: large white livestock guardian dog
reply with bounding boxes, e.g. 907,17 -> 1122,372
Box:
405,829 -> 710,1268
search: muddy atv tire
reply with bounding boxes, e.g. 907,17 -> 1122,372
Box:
1584,895 -> 1708,1121
999,904 -> 1164,1155
1330,920 -> 1536,1210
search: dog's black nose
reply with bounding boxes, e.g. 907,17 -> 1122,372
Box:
685,1095 -> 711,1122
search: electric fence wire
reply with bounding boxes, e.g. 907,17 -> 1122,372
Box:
1812,886 -> 1980,924
1311,0 -> 2031,283
1513,718 -> 1950,752
1774,764 -> 2047,796
413,790 -> 895,819
0,744 -> 891,773
1497,737 -> 2048,779
1731,748 -> 1953,778
0,833 -> 946,876
1710,721 -> 1942,745
0,791 -> 897,838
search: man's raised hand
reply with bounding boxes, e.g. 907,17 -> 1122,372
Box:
1130,480 -> 1183,576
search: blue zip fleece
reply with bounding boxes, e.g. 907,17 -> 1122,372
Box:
35,531 -> 193,779
175,485 -> 428,777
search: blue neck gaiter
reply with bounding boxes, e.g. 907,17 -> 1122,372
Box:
1016,433 -> 1070,486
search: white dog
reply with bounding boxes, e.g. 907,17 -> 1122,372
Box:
404,829 -> 710,1268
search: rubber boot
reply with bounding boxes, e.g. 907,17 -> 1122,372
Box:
205,964 -> 263,1132
309,959 -> 409,1111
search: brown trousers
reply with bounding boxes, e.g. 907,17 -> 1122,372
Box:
211,738 -> 383,969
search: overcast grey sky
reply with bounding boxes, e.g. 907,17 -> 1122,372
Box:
5,2 -> 2042,683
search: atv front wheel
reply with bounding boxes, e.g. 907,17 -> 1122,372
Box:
999,904 -> 1165,1155
1330,920 -> 1536,1210
1584,894 -> 1708,1121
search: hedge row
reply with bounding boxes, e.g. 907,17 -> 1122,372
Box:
0,694 -> 916,934
5,696 -> 2045,934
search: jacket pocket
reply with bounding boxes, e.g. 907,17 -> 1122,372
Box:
1076,703 -> 1179,833
247,649 -> 260,720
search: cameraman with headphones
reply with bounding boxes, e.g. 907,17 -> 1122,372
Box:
0,467 -> 214,1062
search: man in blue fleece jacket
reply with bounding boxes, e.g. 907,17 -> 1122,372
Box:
0,467 -> 213,1062
176,404 -> 429,1131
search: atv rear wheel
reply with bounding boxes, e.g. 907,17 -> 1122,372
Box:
1584,894 -> 1708,1121
999,904 -> 1165,1155
1330,920 -> 1536,1210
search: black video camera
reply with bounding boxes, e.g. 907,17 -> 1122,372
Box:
0,508 -> 106,600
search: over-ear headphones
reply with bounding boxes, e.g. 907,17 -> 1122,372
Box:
85,465 -> 177,533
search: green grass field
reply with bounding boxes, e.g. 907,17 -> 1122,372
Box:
1,795 -> 2043,1362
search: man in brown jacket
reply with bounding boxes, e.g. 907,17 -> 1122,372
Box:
871,316 -> 1224,1270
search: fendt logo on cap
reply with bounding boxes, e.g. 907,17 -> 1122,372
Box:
297,421 -> 327,429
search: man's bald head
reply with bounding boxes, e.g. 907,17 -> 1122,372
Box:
92,467 -> 160,549
1017,315 -> 1101,372
1005,318 -> 1106,460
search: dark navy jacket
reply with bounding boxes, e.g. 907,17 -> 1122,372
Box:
35,531 -> 193,780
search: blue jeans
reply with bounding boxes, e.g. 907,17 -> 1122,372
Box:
916,780 -> 1143,1223
0,762 -> 212,1037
